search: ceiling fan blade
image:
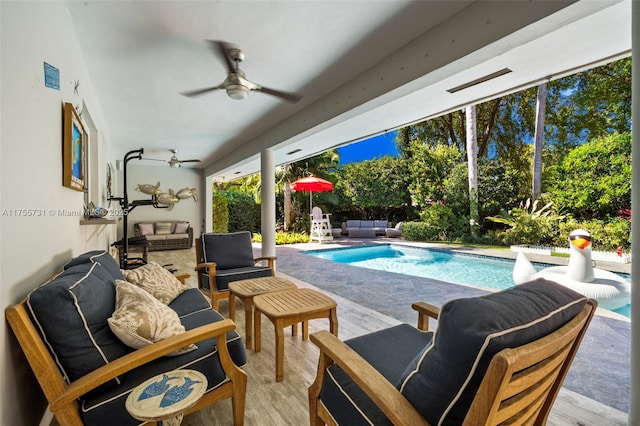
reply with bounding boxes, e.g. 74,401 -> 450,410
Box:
180,159 -> 201,163
180,86 -> 221,97
140,157 -> 167,163
208,40 -> 236,73
256,86 -> 302,103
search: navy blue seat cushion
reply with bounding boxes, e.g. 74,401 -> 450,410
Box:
169,288 -> 212,316
398,279 -> 587,425
319,324 -> 433,426
202,232 -> 256,270
81,299 -> 247,426
208,266 -> 273,291
27,261 -> 131,395
62,250 -> 123,280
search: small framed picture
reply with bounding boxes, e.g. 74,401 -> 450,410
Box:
63,103 -> 86,191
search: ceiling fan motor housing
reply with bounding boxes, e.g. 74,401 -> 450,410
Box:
228,48 -> 245,64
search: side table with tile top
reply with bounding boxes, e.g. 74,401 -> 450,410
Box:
228,276 -> 298,349
125,369 -> 208,426
253,288 -> 338,382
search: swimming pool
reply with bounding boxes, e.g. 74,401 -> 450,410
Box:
306,244 -> 631,317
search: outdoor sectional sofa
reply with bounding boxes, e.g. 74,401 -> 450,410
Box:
5,250 -> 247,426
134,220 -> 193,251
346,219 -> 388,237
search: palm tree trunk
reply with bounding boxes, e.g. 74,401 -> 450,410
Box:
466,105 -> 479,238
283,164 -> 292,231
532,83 -> 547,200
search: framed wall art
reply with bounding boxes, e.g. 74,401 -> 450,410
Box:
63,102 -> 86,191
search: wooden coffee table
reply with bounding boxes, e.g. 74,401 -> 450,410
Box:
228,276 -> 297,349
253,288 -> 338,382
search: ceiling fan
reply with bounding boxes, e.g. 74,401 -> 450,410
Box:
167,149 -> 200,168
180,40 -> 302,103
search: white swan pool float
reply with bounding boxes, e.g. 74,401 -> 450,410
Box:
513,229 -> 631,311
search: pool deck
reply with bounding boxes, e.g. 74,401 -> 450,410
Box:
273,237 -> 631,414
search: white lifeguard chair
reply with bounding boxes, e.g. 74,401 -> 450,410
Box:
310,207 -> 333,243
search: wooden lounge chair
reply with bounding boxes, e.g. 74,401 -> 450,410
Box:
309,279 -> 596,425
195,231 -> 276,310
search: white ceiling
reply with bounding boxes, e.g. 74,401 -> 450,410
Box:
66,0 -> 631,181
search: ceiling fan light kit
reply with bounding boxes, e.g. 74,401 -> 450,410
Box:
226,85 -> 249,100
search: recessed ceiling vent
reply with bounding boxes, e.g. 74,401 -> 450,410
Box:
447,68 -> 512,93
286,148 -> 302,155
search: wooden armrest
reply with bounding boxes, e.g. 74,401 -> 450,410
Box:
412,302 -> 440,331
195,262 -> 217,272
51,319 -> 237,410
175,273 -> 190,285
254,256 -> 277,269
310,331 -> 430,426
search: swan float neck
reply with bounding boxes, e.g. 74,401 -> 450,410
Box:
566,231 -> 595,282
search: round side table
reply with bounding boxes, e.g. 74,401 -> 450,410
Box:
126,369 -> 208,426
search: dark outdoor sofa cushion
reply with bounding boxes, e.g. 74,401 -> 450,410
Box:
27,261 -> 130,395
62,249 -> 124,279
319,324 -> 433,425
212,266 -> 273,291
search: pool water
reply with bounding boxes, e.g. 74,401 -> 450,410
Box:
306,244 -> 631,317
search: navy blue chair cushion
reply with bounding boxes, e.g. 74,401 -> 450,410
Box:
168,288 -> 212,316
27,261 -> 131,394
82,293 -> 247,426
398,279 -> 587,425
215,266 -> 273,290
320,324 -> 433,425
200,266 -> 273,292
201,232 -> 256,270
63,249 -> 124,280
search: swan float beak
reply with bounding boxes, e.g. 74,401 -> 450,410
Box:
570,234 -> 592,250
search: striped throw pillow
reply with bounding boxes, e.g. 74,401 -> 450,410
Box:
155,222 -> 172,235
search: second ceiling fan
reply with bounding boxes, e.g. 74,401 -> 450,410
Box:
167,149 -> 200,168
181,40 -> 302,103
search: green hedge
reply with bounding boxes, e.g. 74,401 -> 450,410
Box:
211,192 -> 228,233
252,232 -> 310,245
223,190 -> 261,233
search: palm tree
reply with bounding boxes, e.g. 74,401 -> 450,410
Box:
466,105 -> 479,238
532,83 -> 547,200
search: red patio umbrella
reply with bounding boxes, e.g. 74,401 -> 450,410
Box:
290,176 -> 334,212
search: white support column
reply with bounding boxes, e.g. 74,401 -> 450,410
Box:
260,149 -> 276,261
630,2 -> 639,424
204,174 -> 214,233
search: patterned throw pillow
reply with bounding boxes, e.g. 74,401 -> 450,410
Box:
174,222 -> 189,234
121,261 -> 185,304
137,223 -> 154,236
155,222 -> 173,235
107,280 -> 196,356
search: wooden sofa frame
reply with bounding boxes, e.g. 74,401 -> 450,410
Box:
5,274 -> 248,426
309,299 -> 596,426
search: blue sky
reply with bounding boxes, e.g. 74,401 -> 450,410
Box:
337,131 -> 399,164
